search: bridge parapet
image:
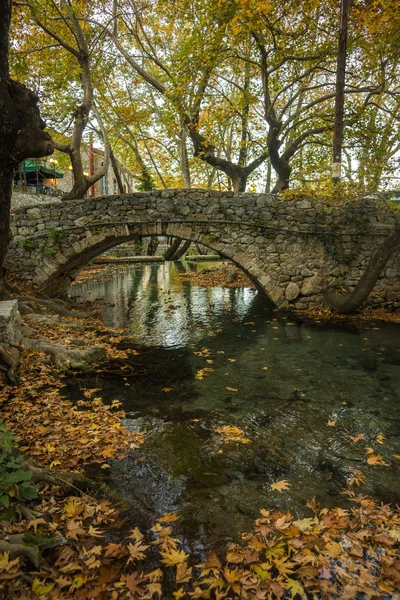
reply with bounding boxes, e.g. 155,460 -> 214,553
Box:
6,190 -> 400,308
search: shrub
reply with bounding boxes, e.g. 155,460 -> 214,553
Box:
0,421 -> 36,508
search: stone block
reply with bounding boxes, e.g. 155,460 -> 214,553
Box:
0,300 -> 21,346
269,285 -> 284,305
301,275 -> 325,296
285,281 -> 301,301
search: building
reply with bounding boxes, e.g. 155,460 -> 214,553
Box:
58,143 -> 136,197
14,159 -> 64,197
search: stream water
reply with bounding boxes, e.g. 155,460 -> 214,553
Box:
67,261 -> 400,551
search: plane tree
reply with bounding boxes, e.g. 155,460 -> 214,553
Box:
91,0 -> 270,192
0,0 -> 53,299
11,0 -> 110,200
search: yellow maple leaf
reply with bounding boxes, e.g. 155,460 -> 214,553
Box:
367,453 -> 389,466
157,512 -> 179,523
127,541 -> 150,563
347,433 -> 366,443
32,579 -> 55,596
0,553 -> 9,573
286,578 -> 307,599
160,548 -> 188,567
225,387 -> 238,392
64,498 -> 85,518
292,517 -> 316,532
88,526 -> 103,538
271,480 -> 291,492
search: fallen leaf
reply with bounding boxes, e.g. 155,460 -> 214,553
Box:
157,512 -> 180,523
271,480 -> 291,492
160,548 -> 188,567
367,453 -> 389,466
347,433 -> 366,443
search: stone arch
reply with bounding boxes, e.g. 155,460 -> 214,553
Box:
34,222 -> 272,301
8,191 -> 400,309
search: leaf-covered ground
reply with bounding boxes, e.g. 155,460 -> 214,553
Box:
0,310 -> 399,598
179,265 -> 255,289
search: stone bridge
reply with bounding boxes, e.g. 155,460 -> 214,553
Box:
6,189 -> 400,309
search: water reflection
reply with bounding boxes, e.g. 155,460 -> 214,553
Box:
69,261 -> 257,347
68,261 -> 400,545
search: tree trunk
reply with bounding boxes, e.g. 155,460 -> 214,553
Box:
164,238 -> 183,260
264,159 -> 272,193
170,239 -> 191,261
110,147 -> 124,193
271,162 -> 291,193
332,0 -> 349,183
0,79 -> 53,294
232,172 -> 248,193
147,237 -> 159,256
325,224 -> 400,313
179,126 -> 191,188
268,134 -> 291,193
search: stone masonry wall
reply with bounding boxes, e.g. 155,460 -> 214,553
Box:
6,189 -> 400,309
12,190 -> 62,209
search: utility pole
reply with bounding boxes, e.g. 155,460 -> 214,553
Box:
332,0 -> 350,184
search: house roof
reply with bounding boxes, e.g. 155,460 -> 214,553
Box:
19,160 -> 64,179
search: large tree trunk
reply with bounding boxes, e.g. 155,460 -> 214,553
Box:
268,134 -> 291,193
325,224 -> 400,313
170,239 -> 191,261
0,171 -> 12,299
164,238 -> 183,261
0,78 -> 53,296
0,0 -> 53,306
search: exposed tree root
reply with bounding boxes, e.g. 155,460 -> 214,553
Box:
22,337 -> 107,370
325,224 -> 400,313
17,295 -> 89,318
0,539 -> 44,569
0,532 -> 67,568
0,344 -> 20,385
24,313 -> 86,330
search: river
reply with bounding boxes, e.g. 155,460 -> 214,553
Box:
67,260 -> 400,551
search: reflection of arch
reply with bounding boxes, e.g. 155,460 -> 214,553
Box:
34,223 -> 269,301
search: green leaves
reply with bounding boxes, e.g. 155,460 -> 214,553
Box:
0,420 -> 37,506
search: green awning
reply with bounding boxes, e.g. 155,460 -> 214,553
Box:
19,159 -> 64,179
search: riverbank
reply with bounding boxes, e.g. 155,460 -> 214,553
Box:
179,263 -> 256,289
178,263 -> 400,323
1,298 -> 400,598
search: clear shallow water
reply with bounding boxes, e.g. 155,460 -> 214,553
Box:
68,261 -> 400,548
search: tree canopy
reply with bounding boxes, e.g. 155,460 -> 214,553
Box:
9,0 -> 400,194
